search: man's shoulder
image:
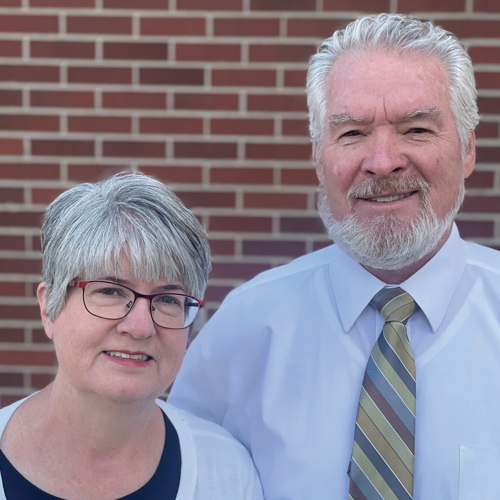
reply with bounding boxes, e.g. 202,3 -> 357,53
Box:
227,244 -> 335,300
464,239 -> 500,276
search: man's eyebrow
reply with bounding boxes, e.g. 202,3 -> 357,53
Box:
395,107 -> 442,123
327,114 -> 369,127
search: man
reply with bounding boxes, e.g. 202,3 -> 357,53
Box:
170,14 -> 500,499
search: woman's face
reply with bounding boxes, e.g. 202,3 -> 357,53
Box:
38,264 -> 190,404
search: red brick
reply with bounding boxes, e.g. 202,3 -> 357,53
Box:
31,0 -> 94,5
284,69 -> 307,88
476,121 -> 498,139
175,93 -> 238,111
281,167 -> 317,185
30,373 -> 55,389
324,0 -> 389,10
214,18 -> 280,36
68,66 -> 132,85
140,68 -> 204,86
31,40 -> 95,59
0,114 -> 59,132
287,18 -> 351,37
0,15 -> 58,33
177,191 -> 236,208
209,215 -> 272,232
399,0 -> 464,11
104,0 -> 167,7
0,40 -> 22,58
31,90 -> 94,108
102,91 -> 166,110
204,284 -> 233,303
465,171 -> 494,189
246,143 -> 311,160
33,327 -> 51,344
0,281 -> 24,296
282,118 -> 309,137
0,372 -> 23,387
0,163 -> 59,180
243,239 -> 306,257
139,165 -> 203,184
67,16 -> 132,34
0,89 -> 22,106
0,328 -> 23,343
476,71 -> 500,90
313,239 -> 332,251
68,116 -> 131,133
436,19 -> 500,39
31,187 -> 65,204
31,139 -> 94,157
211,118 -> 274,136
0,256 -> 41,272
0,187 -> 23,203
0,235 -> 24,251
212,69 -> 276,87
141,17 -> 206,36
462,196 -> 500,213
1,395 -> 30,407
0,139 -> 23,155
140,117 -> 203,134
175,142 -> 237,159
104,42 -> 168,61
456,219 -> 494,238
280,216 -> 324,233
244,192 -> 308,209
209,239 -> 235,255
211,262 -> 270,280
0,349 -> 56,365
210,167 -> 274,185
0,0 -> 20,5
478,97 -> 500,115
68,164 -> 129,182
176,43 -> 241,62
103,141 -> 165,158
251,0 -> 314,10
249,43 -> 316,63
474,0 -> 500,11
476,146 -> 500,163
177,0 -> 242,10
248,94 -> 306,113
0,65 -> 59,83
468,46 -> 500,64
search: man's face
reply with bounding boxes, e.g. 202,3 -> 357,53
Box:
316,50 -> 475,270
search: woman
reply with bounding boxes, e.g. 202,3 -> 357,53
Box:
0,173 -> 263,500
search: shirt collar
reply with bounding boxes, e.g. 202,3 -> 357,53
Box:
329,223 -> 466,334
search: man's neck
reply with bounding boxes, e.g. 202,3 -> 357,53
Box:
362,226 -> 453,284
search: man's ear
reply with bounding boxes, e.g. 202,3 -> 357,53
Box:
314,143 -> 325,184
37,282 -> 54,340
464,131 -> 476,179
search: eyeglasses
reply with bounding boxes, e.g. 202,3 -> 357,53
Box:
70,280 -> 203,330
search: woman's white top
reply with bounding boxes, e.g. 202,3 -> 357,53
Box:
0,397 -> 263,500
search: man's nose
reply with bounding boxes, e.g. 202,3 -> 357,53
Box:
362,134 -> 407,176
118,297 -> 157,339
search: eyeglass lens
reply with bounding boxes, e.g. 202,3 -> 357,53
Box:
82,282 -> 200,329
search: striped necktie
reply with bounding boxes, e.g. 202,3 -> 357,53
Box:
348,287 -> 417,500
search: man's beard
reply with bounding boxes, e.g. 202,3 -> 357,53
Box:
317,177 -> 464,271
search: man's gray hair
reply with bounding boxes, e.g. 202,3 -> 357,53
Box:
41,172 -> 211,321
307,13 -> 479,159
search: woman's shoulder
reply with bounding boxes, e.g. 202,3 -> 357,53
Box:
0,396 -> 32,437
156,400 -> 263,500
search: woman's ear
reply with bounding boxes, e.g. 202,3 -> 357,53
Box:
37,282 -> 54,340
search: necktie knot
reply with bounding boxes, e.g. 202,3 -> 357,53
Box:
371,287 -> 417,325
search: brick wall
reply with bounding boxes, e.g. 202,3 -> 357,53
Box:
1,1 -> 499,405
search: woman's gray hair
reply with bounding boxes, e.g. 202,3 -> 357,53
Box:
41,172 -> 211,321
307,13 -> 479,160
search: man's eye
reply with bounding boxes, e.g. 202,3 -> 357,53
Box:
407,128 -> 429,134
341,130 -> 361,138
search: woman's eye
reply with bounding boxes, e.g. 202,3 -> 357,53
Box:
99,287 -> 120,296
160,295 -> 181,306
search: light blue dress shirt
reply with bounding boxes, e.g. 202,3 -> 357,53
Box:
170,224 -> 500,500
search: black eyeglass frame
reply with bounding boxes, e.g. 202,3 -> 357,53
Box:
69,280 -> 204,330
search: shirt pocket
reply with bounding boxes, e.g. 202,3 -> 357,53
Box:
459,445 -> 500,499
